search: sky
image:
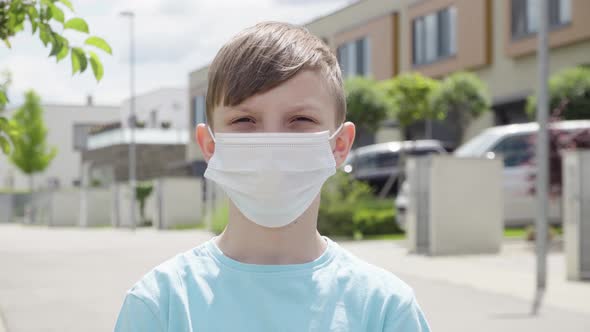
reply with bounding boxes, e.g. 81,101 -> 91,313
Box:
0,0 -> 355,107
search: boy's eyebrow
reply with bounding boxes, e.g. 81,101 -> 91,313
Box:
226,106 -> 258,114
226,102 -> 320,115
283,102 -> 320,114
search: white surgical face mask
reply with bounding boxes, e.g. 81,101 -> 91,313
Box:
204,124 -> 343,228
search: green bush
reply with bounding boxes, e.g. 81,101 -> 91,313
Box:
172,222 -> 206,231
380,72 -> 441,128
211,200 -> 229,235
430,71 -> 490,118
318,203 -> 357,237
353,200 -> 400,236
344,76 -> 391,133
526,66 -> 590,120
135,181 -> 153,226
318,171 -> 401,238
321,169 -> 374,206
429,71 -> 491,142
207,172 -> 401,238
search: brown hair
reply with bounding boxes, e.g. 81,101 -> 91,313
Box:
206,21 -> 345,127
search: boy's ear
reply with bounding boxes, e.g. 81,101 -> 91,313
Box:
196,123 -> 215,162
332,122 -> 355,168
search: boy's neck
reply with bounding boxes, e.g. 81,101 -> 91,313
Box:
214,196 -> 327,265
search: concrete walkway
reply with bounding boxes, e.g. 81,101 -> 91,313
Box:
0,311 -> 6,332
0,224 -> 588,332
343,238 -> 590,316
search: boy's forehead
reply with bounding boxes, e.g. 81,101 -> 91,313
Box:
217,70 -> 337,119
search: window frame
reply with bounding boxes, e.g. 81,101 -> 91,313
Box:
336,36 -> 371,78
511,0 -> 572,41
412,6 -> 458,67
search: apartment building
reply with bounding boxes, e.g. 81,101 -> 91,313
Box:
186,0 -> 590,169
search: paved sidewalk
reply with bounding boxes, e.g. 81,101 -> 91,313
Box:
0,312 -> 6,332
342,239 -> 590,315
0,224 -> 588,332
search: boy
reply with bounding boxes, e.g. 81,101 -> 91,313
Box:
114,22 -> 430,332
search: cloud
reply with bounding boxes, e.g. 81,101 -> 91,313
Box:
157,0 -> 201,16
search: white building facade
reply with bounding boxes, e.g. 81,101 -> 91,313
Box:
120,87 -> 188,130
0,102 -> 120,191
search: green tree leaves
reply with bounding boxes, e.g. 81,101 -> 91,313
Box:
47,2 -> 64,23
88,51 -> 103,81
526,66 -> 590,120
59,0 -> 74,12
380,73 -> 441,129
9,90 -> 57,174
344,77 -> 390,133
71,47 -> 87,73
0,117 -> 20,154
0,72 -> 14,154
64,17 -> 88,33
85,36 -> 112,54
429,71 -> 491,141
430,72 -> 490,118
343,73 -> 488,146
0,1 -> 112,156
1,0 -> 112,82
56,37 -> 69,61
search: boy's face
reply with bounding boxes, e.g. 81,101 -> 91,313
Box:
214,70 -> 338,134
196,69 -> 355,167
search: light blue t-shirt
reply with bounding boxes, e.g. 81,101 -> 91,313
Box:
114,236 -> 431,332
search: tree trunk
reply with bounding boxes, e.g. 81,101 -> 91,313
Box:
28,175 -> 36,224
447,106 -> 473,148
458,107 -> 473,145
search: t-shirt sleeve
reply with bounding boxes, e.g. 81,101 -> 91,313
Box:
114,293 -> 164,332
383,295 -> 431,332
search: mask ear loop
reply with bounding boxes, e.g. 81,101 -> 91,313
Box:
207,125 -> 217,143
329,123 -> 345,140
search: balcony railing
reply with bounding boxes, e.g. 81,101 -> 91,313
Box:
86,128 -> 189,150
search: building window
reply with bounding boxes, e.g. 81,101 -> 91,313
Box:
336,37 -> 371,78
412,6 -> 457,66
192,95 -> 206,128
72,123 -> 94,151
511,0 -> 571,40
150,110 -> 158,128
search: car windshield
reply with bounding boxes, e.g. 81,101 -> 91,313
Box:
454,131 -> 500,157
356,151 -> 399,170
407,147 -> 443,156
354,146 -> 443,171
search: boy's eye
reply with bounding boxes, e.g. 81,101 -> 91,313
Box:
291,116 -> 316,123
231,117 -> 255,125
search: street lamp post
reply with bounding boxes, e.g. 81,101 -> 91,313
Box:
120,10 -> 137,231
532,0 -> 549,315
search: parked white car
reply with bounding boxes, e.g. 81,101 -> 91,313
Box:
395,120 -> 590,230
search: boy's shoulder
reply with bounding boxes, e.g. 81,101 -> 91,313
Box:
332,242 -> 416,305
125,241 -> 215,305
